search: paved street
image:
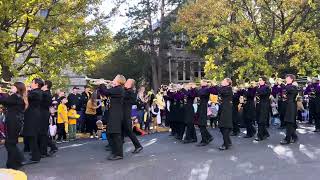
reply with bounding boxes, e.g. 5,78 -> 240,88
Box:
1,124 -> 320,180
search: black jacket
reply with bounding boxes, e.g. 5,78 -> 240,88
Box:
197,87 -> 210,126
80,92 -> 91,111
0,94 -> 25,143
284,84 -> 298,123
218,86 -> 233,128
243,87 -> 256,123
39,90 -> 52,135
100,86 -> 125,134
68,93 -> 82,110
123,89 -> 137,129
24,88 -> 42,136
184,89 -> 197,124
256,85 -> 271,124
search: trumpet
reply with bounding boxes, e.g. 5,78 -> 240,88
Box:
86,78 -> 113,88
0,79 -> 13,94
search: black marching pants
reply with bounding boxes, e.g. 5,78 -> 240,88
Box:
220,127 -> 232,147
5,123 -> 24,169
23,136 -> 30,152
198,125 -> 212,143
257,122 -> 269,139
109,133 -> 123,157
315,112 -> 320,130
232,120 -> 240,134
176,122 -> 185,139
38,134 -> 48,155
309,100 -> 316,124
26,136 -> 41,161
5,141 -> 24,169
284,122 -> 298,142
185,123 -> 197,141
170,122 -> 178,136
122,123 -> 142,149
245,119 -> 256,137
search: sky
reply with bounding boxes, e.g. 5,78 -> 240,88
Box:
100,0 -> 140,34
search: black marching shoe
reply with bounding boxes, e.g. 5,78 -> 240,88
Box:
7,164 -> 23,170
132,147 -> 143,154
313,129 -> 320,132
40,154 -> 52,158
243,134 -> 253,138
218,145 -> 229,151
21,159 -> 40,165
230,132 -> 239,136
197,142 -> 208,147
107,155 -> 123,161
183,139 -> 193,144
254,137 -> 264,141
176,136 -> 183,141
105,146 -> 112,151
291,137 -> 298,144
280,139 -> 290,145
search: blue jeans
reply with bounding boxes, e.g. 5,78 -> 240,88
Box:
137,110 -> 145,128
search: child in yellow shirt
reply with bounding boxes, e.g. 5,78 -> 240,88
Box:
57,97 -> 68,143
68,105 -> 80,140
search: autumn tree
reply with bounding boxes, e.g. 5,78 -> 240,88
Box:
0,0 -> 114,82
90,36 -> 151,86
175,0 -> 320,81
122,0 -> 186,90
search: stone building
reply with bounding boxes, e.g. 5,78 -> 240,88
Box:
154,30 -> 205,84
151,7 -> 206,84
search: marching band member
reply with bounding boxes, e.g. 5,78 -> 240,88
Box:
174,86 -> 185,140
255,76 -> 271,141
305,78 -> 320,131
212,78 -> 234,150
123,79 -> 143,153
231,86 -> 241,136
99,75 -> 126,161
304,78 -> 319,126
166,87 -> 177,137
280,74 -> 299,145
273,79 -> 286,129
196,80 -> 213,146
0,82 -> 27,169
243,82 -> 257,138
183,83 -> 197,144
314,79 -> 320,132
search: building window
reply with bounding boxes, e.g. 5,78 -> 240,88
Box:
177,62 -> 184,81
200,62 -> 205,78
192,62 -> 200,79
174,33 -> 186,49
185,61 -> 191,81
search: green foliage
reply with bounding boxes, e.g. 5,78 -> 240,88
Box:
90,39 -> 151,85
0,0 -> 114,83
175,0 -> 320,80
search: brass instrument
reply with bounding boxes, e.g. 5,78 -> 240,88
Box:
86,78 -> 113,88
0,79 -> 13,94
